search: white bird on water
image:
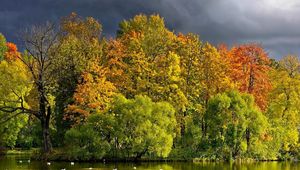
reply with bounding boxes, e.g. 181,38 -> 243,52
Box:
28,159 -> 30,163
134,167 -> 137,169
89,168 -> 93,170
19,160 -> 22,163
71,162 -> 75,165
47,162 -> 51,165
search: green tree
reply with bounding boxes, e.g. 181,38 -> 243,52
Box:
0,33 -> 7,61
108,15 -> 188,139
0,55 -> 31,148
175,33 -> 203,138
0,23 -> 60,154
64,113 -> 112,160
110,95 -> 177,159
205,90 -> 268,160
65,94 -> 177,160
51,13 -> 104,144
267,55 -> 300,159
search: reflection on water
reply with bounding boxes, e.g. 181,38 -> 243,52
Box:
0,155 -> 299,170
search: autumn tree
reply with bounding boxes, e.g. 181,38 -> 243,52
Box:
102,39 -> 130,96
66,60 -> 116,123
21,23 -> 60,154
0,24 -> 59,155
267,55 -> 300,157
114,14 -> 181,99
0,44 -> 31,148
51,13 -> 104,142
4,42 -> 21,61
114,15 -> 183,97
226,44 -> 271,110
199,43 -> 233,105
103,15 -> 188,139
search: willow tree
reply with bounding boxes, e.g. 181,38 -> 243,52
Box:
205,90 -> 268,159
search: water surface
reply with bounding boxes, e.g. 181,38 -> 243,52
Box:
0,155 -> 299,170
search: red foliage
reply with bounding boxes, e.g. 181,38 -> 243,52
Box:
5,42 -> 20,61
226,44 -> 272,110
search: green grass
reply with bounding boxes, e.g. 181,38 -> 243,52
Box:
6,148 -> 39,155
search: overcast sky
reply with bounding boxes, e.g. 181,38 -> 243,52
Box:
1,0 -> 300,59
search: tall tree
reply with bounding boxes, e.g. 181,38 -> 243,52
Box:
65,59 -> 116,123
227,44 -> 271,110
176,33 -> 202,110
175,33 -> 203,138
199,42 -> 233,107
0,23 -> 59,154
22,23 -> 59,154
0,52 -> 31,148
51,13 -> 104,143
197,42 -> 234,137
106,15 -> 189,140
205,90 -> 268,159
267,55 -> 300,157
102,39 -> 130,96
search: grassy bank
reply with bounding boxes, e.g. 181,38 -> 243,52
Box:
5,148 -> 39,155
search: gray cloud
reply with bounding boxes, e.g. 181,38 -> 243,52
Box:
0,0 -> 300,58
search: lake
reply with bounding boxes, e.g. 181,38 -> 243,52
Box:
1,155 -> 299,170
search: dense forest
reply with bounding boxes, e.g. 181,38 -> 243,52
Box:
0,13 -> 300,161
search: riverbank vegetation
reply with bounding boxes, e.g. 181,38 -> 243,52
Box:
0,13 -> 300,161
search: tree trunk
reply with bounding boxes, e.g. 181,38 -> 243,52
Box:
41,117 -> 52,154
246,128 -> 250,152
201,117 -> 206,138
134,148 -> 148,161
39,91 -> 52,154
248,66 -> 254,93
181,111 -> 186,137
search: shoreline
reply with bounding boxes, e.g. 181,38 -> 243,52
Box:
2,149 -> 297,163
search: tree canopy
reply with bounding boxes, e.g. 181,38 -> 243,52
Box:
0,13 -> 300,161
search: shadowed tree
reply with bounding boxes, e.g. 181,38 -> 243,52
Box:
51,13 -> 104,144
0,23 -> 59,155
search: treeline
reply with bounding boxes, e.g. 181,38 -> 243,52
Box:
0,13 -> 299,161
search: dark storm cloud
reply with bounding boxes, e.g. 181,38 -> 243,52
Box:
1,0 -> 300,58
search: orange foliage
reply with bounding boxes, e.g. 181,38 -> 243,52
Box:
61,12 -> 102,40
103,39 -> 131,95
65,60 -> 116,123
261,133 -> 273,142
223,44 -> 272,110
5,42 -> 20,61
